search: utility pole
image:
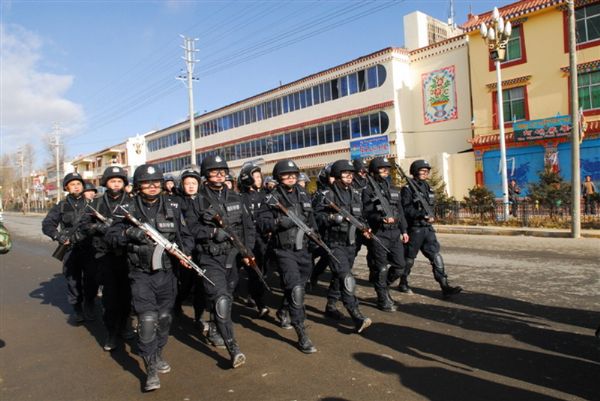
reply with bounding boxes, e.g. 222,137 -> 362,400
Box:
178,36 -> 199,166
567,0 -> 580,238
51,124 -> 62,203
16,148 -> 26,213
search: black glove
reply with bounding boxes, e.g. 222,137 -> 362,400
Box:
202,208 -> 219,224
126,227 -> 147,243
329,213 -> 344,225
72,229 -> 86,244
92,223 -> 108,235
56,231 -> 70,244
276,216 -> 295,230
212,228 -> 229,243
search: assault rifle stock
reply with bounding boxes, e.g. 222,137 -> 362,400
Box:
394,164 -> 435,219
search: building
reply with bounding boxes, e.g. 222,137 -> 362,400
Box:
145,12 -> 475,197
463,0 -> 600,196
45,162 -> 74,202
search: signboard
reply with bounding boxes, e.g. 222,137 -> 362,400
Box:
350,135 -> 390,160
513,115 -> 572,142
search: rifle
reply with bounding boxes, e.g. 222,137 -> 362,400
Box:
394,164 -> 435,218
212,214 -> 272,293
51,204 -> 88,261
116,205 -> 215,286
365,174 -> 395,219
323,197 -> 391,254
264,194 -> 340,264
86,204 -> 113,227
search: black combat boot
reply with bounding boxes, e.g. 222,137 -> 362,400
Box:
276,308 -> 292,329
324,299 -> 343,320
120,316 -> 137,340
206,322 -> 225,348
348,307 -> 372,334
293,324 -> 317,354
398,276 -> 413,294
73,303 -> 85,324
84,299 -> 96,321
103,331 -> 118,352
143,354 -> 160,391
224,339 -> 246,368
375,288 -> 397,312
156,348 -> 171,374
440,278 -> 462,298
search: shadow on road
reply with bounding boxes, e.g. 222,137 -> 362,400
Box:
29,273 -> 72,316
360,322 -> 600,400
353,352 -> 564,401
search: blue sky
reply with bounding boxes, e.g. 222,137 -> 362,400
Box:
1,0 -> 512,164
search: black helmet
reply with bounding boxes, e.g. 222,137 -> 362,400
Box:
410,159 -> 432,176
200,155 -> 228,178
62,172 -> 84,190
368,157 -> 392,175
164,174 -> 175,183
83,181 -> 97,193
100,166 -> 128,187
298,172 -> 310,183
330,159 -> 355,179
225,173 -> 234,182
272,159 -> 300,179
263,176 -> 277,187
179,165 -> 202,184
133,164 -> 164,188
238,162 -> 262,189
317,163 -> 333,187
352,159 -> 368,173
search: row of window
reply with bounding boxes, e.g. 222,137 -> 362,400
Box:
495,70 -> 598,128
147,65 -> 387,154
156,111 -> 389,173
147,129 -> 190,152
576,3 -> 600,44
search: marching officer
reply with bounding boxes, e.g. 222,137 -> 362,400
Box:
351,159 -> 369,191
42,172 -> 96,323
83,181 -> 98,201
80,166 -> 133,351
105,164 -> 194,392
362,157 -> 409,312
257,160 -> 318,353
314,160 -> 372,333
238,162 -> 270,318
401,160 -> 462,297
194,155 -> 255,368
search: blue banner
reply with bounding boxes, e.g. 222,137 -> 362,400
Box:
350,135 -> 390,160
513,115 -> 571,142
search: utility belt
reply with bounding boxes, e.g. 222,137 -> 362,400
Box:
201,241 -> 233,257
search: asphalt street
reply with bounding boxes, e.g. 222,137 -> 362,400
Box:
0,213 -> 599,401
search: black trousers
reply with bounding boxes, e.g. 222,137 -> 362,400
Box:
275,248 -> 312,326
367,228 -> 406,290
97,252 -> 131,333
328,244 -> 358,310
405,226 -> 440,261
63,246 -> 98,307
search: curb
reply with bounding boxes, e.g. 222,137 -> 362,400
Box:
435,225 -> 600,239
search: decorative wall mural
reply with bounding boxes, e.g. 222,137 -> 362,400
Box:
422,65 -> 458,124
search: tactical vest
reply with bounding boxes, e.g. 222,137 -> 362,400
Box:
91,192 -> 130,256
126,195 -> 179,272
59,196 -> 86,230
367,179 -> 402,230
409,180 -> 435,226
201,187 -> 245,258
323,187 -> 363,246
273,186 -> 313,251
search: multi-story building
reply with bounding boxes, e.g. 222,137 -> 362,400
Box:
145,12 -> 475,197
464,0 -> 600,195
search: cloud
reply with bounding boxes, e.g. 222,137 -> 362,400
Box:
0,23 -> 84,154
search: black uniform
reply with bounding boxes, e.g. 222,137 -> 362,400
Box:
401,179 -> 462,296
42,194 -> 97,320
362,175 -> 408,311
314,182 -> 371,332
257,183 -> 318,353
240,188 -> 269,314
194,184 -> 255,365
80,191 -> 133,347
106,194 -> 193,364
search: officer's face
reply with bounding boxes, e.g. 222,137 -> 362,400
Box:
183,177 -> 198,195
225,181 -> 233,190
139,181 -> 162,197
280,173 -> 298,187
298,181 -> 306,188
67,180 -> 83,195
106,178 -> 124,191
418,168 -> 430,180
340,171 -> 354,186
252,171 -> 263,188
165,181 -> 175,190
208,169 -> 226,185
83,190 -> 96,200
378,167 -> 390,178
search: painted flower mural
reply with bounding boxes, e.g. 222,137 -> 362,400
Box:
422,65 -> 458,124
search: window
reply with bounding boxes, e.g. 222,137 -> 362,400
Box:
325,124 -> 333,143
341,120 -> 350,140
282,96 -> 289,113
578,70 -> 600,111
348,73 -> 358,94
331,79 -> 339,100
360,116 -> 370,137
318,126 -> 326,144
576,3 -> 600,44
312,86 -> 321,105
367,66 -> 378,89
340,76 -> 348,97
370,113 -> 381,135
377,65 -> 387,86
379,111 -> 389,132
358,70 -> 366,92
503,87 -> 526,122
333,121 -> 341,142
351,118 -> 361,138
504,25 -> 522,63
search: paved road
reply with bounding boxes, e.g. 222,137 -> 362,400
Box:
1,214 -> 599,401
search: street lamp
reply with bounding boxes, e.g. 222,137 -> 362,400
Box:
480,7 -> 512,221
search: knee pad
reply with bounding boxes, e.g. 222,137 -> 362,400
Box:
405,258 -> 415,270
157,311 -> 172,336
431,254 -> 445,272
138,311 -> 158,344
342,274 -> 356,296
291,285 -> 305,307
215,296 -> 232,321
